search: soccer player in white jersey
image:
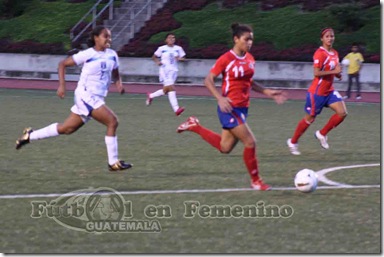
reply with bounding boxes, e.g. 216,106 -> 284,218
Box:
15,26 -> 132,171
146,33 -> 186,116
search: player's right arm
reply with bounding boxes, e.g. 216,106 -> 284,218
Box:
57,56 -> 76,99
313,51 -> 341,77
313,65 -> 341,77
205,54 -> 232,113
152,47 -> 162,66
152,54 -> 162,66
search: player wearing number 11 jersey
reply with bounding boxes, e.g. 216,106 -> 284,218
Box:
177,23 -> 287,190
287,28 -> 347,155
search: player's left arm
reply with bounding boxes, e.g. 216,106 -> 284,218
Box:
251,81 -> 287,104
112,68 -> 125,94
176,47 -> 187,61
358,53 -> 364,72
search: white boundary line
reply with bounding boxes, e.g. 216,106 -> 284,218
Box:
316,163 -> 380,187
0,184 -> 380,200
0,164 -> 380,199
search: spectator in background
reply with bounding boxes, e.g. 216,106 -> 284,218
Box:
342,43 -> 364,100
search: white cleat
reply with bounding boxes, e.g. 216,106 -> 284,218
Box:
177,116 -> 199,133
287,138 -> 301,155
315,130 -> 329,149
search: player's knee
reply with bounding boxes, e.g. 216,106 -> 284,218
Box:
220,144 -> 233,154
243,140 -> 256,149
338,111 -> 348,118
305,116 -> 315,124
110,117 -> 119,130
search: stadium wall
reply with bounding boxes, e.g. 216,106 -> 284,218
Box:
0,53 -> 380,92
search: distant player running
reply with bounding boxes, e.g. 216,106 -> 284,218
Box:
177,23 -> 286,191
15,26 -> 132,171
287,27 -> 347,155
146,33 -> 186,116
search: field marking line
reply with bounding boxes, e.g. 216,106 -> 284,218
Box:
0,163 -> 380,199
315,163 -> 380,186
0,184 -> 380,200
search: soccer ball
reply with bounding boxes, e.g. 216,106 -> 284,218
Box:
341,59 -> 350,66
294,169 -> 318,193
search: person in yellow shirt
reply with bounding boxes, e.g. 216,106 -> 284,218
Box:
342,43 -> 364,100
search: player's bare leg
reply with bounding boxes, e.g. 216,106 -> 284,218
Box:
92,105 -> 132,171
16,112 -> 84,150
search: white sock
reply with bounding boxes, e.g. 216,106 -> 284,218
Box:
149,89 -> 165,99
168,91 -> 179,112
105,136 -> 118,165
29,123 -> 59,141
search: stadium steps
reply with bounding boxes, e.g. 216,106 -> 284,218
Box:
106,0 -> 168,50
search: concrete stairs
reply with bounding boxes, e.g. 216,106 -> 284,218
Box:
104,0 -> 167,51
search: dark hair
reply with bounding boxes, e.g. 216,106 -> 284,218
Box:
352,42 -> 359,47
87,26 -> 108,47
165,33 -> 175,39
320,27 -> 334,38
231,23 -> 252,39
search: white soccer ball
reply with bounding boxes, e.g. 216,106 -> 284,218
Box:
294,169 -> 318,193
341,59 -> 350,66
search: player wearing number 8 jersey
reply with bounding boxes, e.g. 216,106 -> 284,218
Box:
146,33 -> 186,116
287,28 -> 347,155
177,23 -> 287,190
15,26 -> 132,171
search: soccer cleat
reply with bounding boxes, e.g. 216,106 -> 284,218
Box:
287,138 -> 301,155
177,116 -> 199,133
15,127 -> 33,150
108,160 -> 133,171
175,107 -> 185,116
251,178 -> 271,191
315,130 -> 329,149
342,95 -> 349,100
146,93 -> 153,106
356,96 -> 362,100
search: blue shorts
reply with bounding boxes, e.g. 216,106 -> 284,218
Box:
305,90 -> 343,116
217,106 -> 248,129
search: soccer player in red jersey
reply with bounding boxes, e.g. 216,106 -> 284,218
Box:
177,23 -> 286,190
287,28 -> 347,155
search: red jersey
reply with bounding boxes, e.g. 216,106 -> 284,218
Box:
308,47 -> 340,96
210,50 -> 255,108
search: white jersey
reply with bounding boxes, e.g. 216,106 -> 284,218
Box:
72,48 -> 119,97
154,45 -> 186,71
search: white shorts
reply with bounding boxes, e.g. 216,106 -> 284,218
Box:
71,88 -> 105,123
159,68 -> 178,86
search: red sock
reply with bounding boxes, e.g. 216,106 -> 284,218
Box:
243,147 -> 259,181
291,118 -> 312,144
320,114 -> 345,136
190,125 -> 221,151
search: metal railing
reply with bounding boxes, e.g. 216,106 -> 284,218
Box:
70,0 -> 114,44
111,0 -> 153,43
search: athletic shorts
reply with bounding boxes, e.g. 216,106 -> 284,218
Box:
71,87 -> 105,123
217,106 -> 248,129
304,90 -> 343,116
159,68 -> 178,86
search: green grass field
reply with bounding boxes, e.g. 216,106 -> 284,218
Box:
0,88 -> 380,253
